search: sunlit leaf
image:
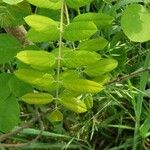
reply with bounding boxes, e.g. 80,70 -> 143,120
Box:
47,110 -> 63,122
63,79 -> 104,93
26,28 -> 59,42
73,13 -> 113,28
21,92 -> 54,105
63,21 -> 97,41
16,50 -> 56,70
78,37 -> 108,51
24,15 -> 58,31
59,96 -> 87,113
66,0 -> 92,8
63,50 -> 101,68
84,58 -> 118,76
2,0 -> 23,4
14,69 -> 54,91
27,0 -> 61,10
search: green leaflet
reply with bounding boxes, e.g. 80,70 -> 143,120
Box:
52,47 -> 71,57
78,37 -> 108,51
0,1 -> 31,27
63,21 -> 98,41
21,92 -> 54,105
24,15 -> 58,31
0,34 -> 21,64
60,70 -> 81,80
73,13 -> 113,28
25,15 -> 59,42
0,95 -> 20,132
26,28 -> 59,42
59,89 -> 81,98
14,69 -> 54,91
121,4 -> 150,42
47,110 -> 63,122
63,79 -> 104,93
36,8 -> 60,21
59,96 -> 87,113
93,75 -> 110,85
16,50 -> 56,70
66,0 -> 92,8
27,0 -> 61,10
63,50 -> 101,68
84,58 -> 118,77
2,0 -> 23,4
0,73 -> 12,100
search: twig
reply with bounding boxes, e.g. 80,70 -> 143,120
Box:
4,25 -> 33,45
107,67 -> 150,85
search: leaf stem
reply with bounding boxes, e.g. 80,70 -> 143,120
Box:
55,0 -> 64,108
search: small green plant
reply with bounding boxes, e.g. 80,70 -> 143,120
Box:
0,0 -> 118,132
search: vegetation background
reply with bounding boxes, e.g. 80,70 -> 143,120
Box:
0,0 -> 150,150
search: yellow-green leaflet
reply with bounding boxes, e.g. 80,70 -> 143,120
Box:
47,110 -> 63,122
16,50 -> 56,70
27,0 -> 61,10
84,58 -> 118,77
21,92 -> 54,105
63,79 -> 104,93
14,69 -> 54,91
59,97 -> 87,113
